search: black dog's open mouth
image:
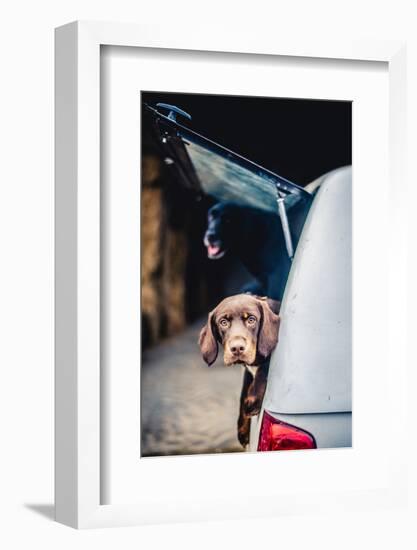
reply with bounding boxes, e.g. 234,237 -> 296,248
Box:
204,236 -> 226,259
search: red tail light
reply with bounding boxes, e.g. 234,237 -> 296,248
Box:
258,411 -> 317,451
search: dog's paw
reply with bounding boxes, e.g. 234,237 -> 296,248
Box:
238,427 -> 250,448
243,396 -> 261,417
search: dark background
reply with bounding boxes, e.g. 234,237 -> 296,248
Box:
142,91 -> 352,186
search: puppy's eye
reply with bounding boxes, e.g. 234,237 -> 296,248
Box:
219,318 -> 229,328
247,316 -> 257,325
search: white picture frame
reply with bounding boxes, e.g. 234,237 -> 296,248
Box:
55,21 -> 407,529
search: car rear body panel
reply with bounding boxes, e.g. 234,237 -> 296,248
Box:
263,166 -> 352,416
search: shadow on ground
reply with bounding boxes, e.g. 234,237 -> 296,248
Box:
24,504 -> 55,521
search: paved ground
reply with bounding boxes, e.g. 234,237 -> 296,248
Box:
141,320 -> 244,456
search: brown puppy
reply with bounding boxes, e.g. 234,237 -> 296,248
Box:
199,294 -> 280,448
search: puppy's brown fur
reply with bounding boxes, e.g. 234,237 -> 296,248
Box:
199,294 -> 280,447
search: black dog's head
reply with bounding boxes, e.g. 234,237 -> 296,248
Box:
203,203 -> 234,260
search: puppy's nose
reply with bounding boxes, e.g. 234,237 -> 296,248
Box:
229,338 -> 247,357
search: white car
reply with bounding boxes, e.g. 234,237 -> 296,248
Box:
250,166 -> 352,451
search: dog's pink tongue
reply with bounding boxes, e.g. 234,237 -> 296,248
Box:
208,244 -> 220,257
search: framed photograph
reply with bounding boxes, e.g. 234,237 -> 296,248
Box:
55,21 -> 407,528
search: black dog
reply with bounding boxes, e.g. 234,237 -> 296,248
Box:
204,201 -> 309,300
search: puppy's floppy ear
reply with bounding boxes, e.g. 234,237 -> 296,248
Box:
257,299 -> 280,358
254,295 -> 281,315
265,298 -> 281,315
198,310 -> 218,366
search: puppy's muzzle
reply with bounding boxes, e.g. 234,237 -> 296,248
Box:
227,337 -> 248,362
